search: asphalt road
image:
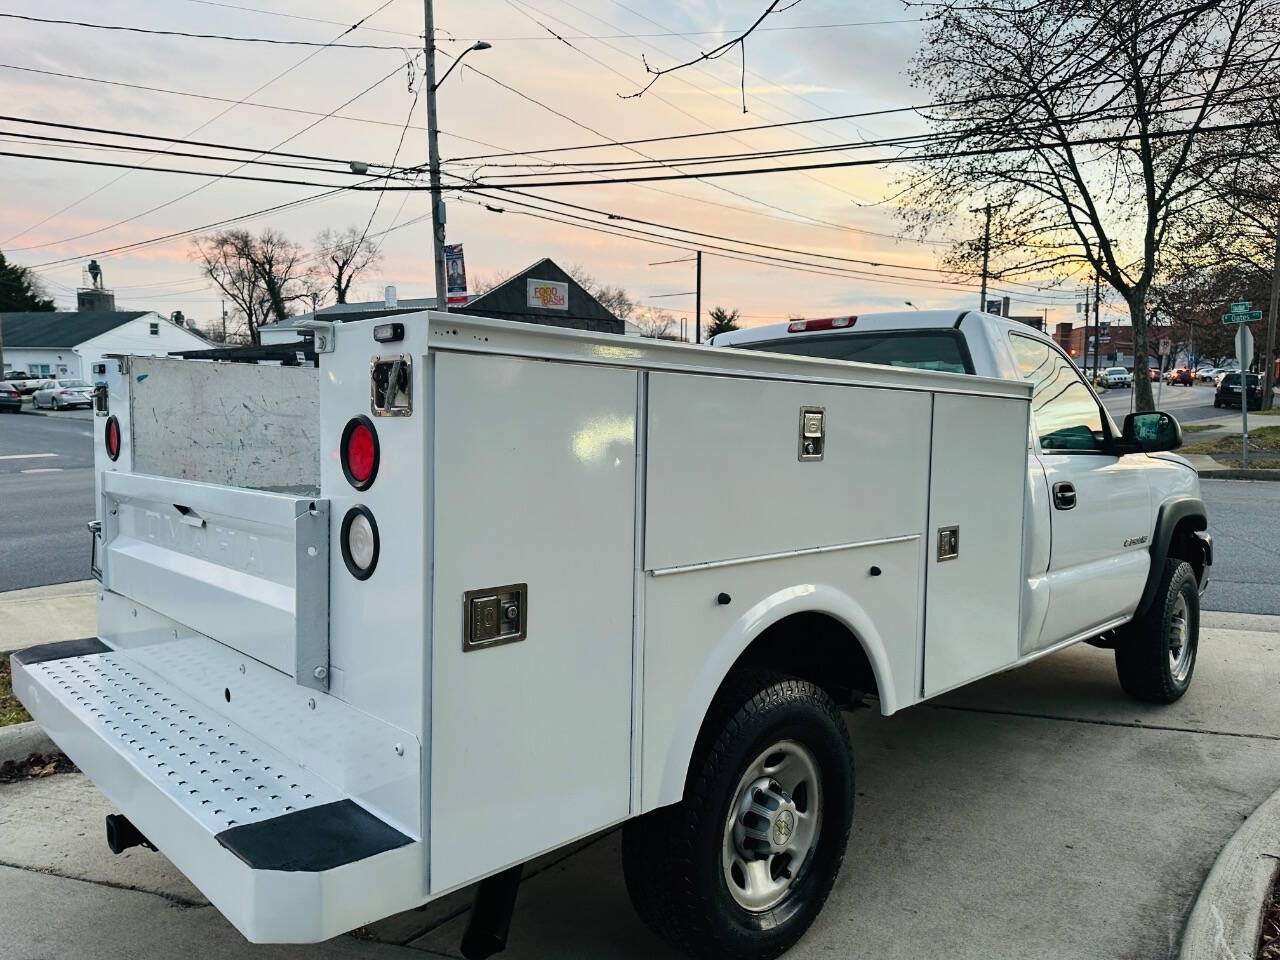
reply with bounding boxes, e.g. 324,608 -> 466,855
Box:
1099,379 -> 1221,424
0,409 -> 95,591
1200,478 -> 1280,615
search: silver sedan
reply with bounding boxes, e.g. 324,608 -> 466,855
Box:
31,378 -> 94,410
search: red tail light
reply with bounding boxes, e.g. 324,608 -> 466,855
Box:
787,316 -> 856,333
104,416 -> 121,461
341,416 -> 379,490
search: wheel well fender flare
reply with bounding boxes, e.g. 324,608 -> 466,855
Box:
1136,497 -> 1207,617
649,582 -> 897,811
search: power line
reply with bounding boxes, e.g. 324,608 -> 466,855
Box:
0,115 -> 411,169
8,56 -> 415,252
0,13 -> 413,51
1,0 -> 402,248
458,117 -> 1280,190
172,0 -> 422,40
462,190 -> 1077,301
498,0 -> 872,205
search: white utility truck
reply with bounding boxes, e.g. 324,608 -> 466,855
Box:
11,309 -> 1210,960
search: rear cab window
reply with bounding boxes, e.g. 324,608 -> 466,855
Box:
733,330 -> 975,374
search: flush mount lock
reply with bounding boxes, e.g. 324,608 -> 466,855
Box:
463,583 -> 527,651
370,355 -> 412,417
798,406 -> 825,461
937,525 -> 960,562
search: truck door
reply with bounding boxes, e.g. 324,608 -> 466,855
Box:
1007,335 -> 1150,646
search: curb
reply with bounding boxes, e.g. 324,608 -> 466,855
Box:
1197,467 -> 1280,481
1178,783 -> 1280,959
0,721 -> 57,766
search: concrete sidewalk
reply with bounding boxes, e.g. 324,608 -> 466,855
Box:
0,580 -> 96,654
3,612 -> 1278,959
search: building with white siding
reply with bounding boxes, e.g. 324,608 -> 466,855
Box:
0,311 -> 212,380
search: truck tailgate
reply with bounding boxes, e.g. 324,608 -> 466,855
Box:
99,471 -> 329,689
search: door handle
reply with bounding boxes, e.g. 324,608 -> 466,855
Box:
1053,481 -> 1077,510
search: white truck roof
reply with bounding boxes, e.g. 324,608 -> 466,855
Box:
710,308 -> 1055,348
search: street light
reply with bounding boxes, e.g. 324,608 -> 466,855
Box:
434,41 -> 492,91
904,300 -> 920,311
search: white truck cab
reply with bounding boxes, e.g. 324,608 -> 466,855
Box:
12,309 -> 1209,960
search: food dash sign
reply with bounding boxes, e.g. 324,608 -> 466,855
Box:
527,278 -> 568,310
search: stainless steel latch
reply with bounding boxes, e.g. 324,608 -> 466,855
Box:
937,525 -> 959,561
463,583 -> 528,651
798,406 -> 825,461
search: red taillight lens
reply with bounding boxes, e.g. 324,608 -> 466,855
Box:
104,416 -> 121,461
341,416 -> 379,490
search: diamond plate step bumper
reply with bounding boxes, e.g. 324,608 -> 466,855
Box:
10,639 -> 426,943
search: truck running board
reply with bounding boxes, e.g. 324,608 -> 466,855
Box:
9,638 -> 424,943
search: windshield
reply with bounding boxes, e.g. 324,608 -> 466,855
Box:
734,330 -> 973,374
1106,368 -> 1126,375
1222,373 -> 1259,386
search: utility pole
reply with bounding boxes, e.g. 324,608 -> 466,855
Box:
976,202 -> 993,311
423,0 -> 449,315
695,251 -> 702,344
1265,216 -> 1280,411
220,299 -> 228,343
1093,272 -> 1101,382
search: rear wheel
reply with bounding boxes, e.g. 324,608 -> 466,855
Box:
1115,559 -> 1199,704
623,671 -> 853,960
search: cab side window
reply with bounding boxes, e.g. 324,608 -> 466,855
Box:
1008,335 -> 1106,452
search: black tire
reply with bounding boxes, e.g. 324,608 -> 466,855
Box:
622,671 -> 853,960
1114,559 -> 1199,703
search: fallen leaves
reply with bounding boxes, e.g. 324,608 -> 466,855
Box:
0,751 -> 77,783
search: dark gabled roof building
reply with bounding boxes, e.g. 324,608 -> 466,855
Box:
0,311 -> 149,347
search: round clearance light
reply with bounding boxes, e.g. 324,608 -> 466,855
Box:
341,505 -> 380,580
104,415 -> 122,462
341,415 -> 379,490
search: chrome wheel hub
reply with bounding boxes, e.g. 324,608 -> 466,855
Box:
1169,594 -> 1193,684
722,740 -> 821,912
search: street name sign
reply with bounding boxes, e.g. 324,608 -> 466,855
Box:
1222,309 -> 1262,324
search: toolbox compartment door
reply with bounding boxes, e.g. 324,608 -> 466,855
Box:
99,471 -> 329,686
428,352 -> 638,893
922,392 -> 1028,695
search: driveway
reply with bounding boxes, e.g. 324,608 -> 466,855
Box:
3,612 -> 1277,960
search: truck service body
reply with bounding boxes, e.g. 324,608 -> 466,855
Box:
11,308 -> 1210,959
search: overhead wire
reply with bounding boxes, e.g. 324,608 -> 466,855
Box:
1,0 -> 402,247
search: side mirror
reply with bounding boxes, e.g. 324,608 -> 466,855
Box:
1121,411 -> 1182,452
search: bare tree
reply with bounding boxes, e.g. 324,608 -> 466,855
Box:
899,0 -> 1280,410
315,227 -> 382,305
472,269 -> 513,295
192,229 -> 317,344
636,308 -> 677,338
566,263 -> 635,322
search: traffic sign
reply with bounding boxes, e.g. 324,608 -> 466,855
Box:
1237,325 -> 1254,369
1230,300 -> 1251,313
1223,309 -> 1262,324
1159,338 -> 1172,356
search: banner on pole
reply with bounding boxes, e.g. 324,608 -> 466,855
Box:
444,244 -> 468,305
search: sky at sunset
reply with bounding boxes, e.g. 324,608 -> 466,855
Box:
0,0 -> 1124,333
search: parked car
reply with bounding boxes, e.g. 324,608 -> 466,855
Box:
31,378 -> 94,410
1214,371 -> 1264,409
1101,366 -> 1132,388
1149,366 -> 1161,382
4,370 -> 46,395
1169,367 -> 1194,386
0,381 -> 22,412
